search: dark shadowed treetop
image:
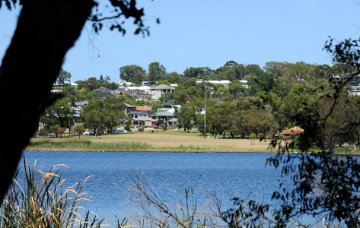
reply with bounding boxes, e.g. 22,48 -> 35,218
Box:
215,60 -> 246,80
148,61 -> 166,83
183,67 -> 215,78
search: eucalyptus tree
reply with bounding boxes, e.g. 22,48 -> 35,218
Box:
148,61 -> 166,83
44,98 -> 74,131
81,96 -> 127,134
166,72 -> 183,83
183,67 -> 215,79
103,96 -> 127,132
178,102 -> 196,133
215,60 -> 246,80
81,99 -> 106,135
119,65 -> 147,84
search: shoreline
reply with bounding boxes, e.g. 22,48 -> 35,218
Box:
23,149 -> 360,156
24,149 -> 275,153
26,132 -> 360,155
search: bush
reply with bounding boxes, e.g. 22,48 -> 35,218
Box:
258,133 -> 265,141
37,128 -> 49,136
249,133 -> 256,145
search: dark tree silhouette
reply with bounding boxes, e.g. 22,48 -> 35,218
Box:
0,0 -> 148,203
266,38 -> 360,226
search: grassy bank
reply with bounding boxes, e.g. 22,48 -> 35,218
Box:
26,130 -> 360,155
26,130 -> 271,152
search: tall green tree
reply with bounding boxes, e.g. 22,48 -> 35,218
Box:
183,67 -> 214,78
119,65 -> 146,84
229,80 -> 248,99
215,60 -> 246,80
178,103 -> 196,132
148,61 -> 166,83
81,96 -> 127,134
81,99 -> 106,135
103,96 -> 127,132
166,72 -> 183,83
77,76 -> 118,91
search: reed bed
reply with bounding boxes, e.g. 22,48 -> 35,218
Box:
27,140 -> 152,151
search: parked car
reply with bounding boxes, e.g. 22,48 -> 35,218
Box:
112,129 -> 128,134
83,129 -> 102,135
83,129 -> 92,135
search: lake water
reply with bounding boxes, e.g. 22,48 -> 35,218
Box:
22,151 -> 281,225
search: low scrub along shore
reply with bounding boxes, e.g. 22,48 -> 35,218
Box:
27,130 -> 270,152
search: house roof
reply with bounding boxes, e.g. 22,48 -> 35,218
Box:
125,103 -> 136,108
93,87 -> 112,93
129,111 -> 149,116
93,87 -> 113,98
150,84 -> 174,90
163,102 -> 174,107
152,112 -> 174,117
135,105 -> 152,112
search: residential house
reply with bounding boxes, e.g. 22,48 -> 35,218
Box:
334,74 -> 360,95
93,87 -> 113,98
126,88 -> 152,101
346,74 -> 360,95
151,111 -> 175,124
142,81 -> 153,86
73,100 -> 89,117
150,84 -> 175,100
119,80 -> 134,87
51,81 -> 78,93
125,103 -> 136,113
151,105 -> 178,128
112,87 -> 126,95
128,111 -> 152,126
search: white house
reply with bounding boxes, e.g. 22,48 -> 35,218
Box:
128,111 -> 152,126
196,79 -> 249,89
150,84 -> 175,100
196,80 -> 231,88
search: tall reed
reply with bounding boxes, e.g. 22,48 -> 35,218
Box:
0,160 -> 104,227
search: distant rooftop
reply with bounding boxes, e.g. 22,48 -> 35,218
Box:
151,84 -> 175,90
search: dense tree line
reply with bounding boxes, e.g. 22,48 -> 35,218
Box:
46,59 -> 360,144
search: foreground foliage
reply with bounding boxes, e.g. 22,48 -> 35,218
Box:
0,161 -> 104,227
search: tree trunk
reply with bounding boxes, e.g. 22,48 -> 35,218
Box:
0,0 -> 94,203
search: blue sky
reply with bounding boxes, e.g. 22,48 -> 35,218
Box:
1,0 -> 359,82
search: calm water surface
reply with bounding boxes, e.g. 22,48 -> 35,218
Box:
22,151 -> 280,224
